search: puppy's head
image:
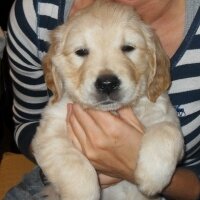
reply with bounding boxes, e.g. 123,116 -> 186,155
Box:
43,0 -> 170,110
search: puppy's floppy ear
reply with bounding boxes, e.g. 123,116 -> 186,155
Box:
43,54 -> 62,103
43,25 -> 66,103
146,30 -> 171,102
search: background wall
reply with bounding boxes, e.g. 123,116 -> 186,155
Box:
0,0 -> 18,159
0,0 -> 15,30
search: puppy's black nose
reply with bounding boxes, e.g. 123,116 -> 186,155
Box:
95,74 -> 120,95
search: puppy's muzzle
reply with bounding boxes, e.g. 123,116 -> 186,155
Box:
95,74 -> 121,95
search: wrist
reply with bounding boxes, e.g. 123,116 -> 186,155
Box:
162,168 -> 200,200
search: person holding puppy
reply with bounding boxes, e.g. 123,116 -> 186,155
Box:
5,0 -> 200,199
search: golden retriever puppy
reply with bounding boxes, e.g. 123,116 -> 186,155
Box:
32,1 -> 184,199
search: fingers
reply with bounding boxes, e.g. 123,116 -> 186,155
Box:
86,108 -> 121,134
82,104 -> 144,135
71,104 -> 121,138
67,104 -> 86,151
68,104 -> 144,139
118,107 -> 144,134
69,104 -> 103,137
113,0 -> 136,6
98,173 -> 122,189
67,123 -> 83,151
67,104 -> 107,154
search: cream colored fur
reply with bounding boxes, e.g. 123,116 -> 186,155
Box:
32,1 -> 184,199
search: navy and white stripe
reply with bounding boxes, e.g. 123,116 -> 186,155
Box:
7,0 -> 70,158
169,7 -> 200,174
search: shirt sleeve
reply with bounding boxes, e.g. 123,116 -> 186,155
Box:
6,0 -> 49,158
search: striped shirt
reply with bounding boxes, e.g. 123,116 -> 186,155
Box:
7,0 -> 200,177
168,6 -> 200,175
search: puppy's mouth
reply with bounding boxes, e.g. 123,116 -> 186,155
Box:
94,99 -> 122,111
96,98 -> 119,105
95,91 -> 121,103
101,100 -> 116,105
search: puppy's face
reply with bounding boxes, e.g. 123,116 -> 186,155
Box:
44,1 -> 170,111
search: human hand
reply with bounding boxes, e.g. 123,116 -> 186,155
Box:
98,173 -> 122,189
67,103 -> 144,187
70,0 -> 94,16
113,0 -> 138,6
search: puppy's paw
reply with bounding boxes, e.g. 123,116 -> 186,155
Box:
40,185 -> 60,200
134,136 -> 177,196
134,163 -> 173,197
134,123 -> 183,197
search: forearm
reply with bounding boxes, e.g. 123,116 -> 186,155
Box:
162,168 -> 200,200
13,122 -> 39,161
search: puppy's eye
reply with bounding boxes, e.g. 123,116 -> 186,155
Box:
121,45 -> 135,53
75,48 -> 89,57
